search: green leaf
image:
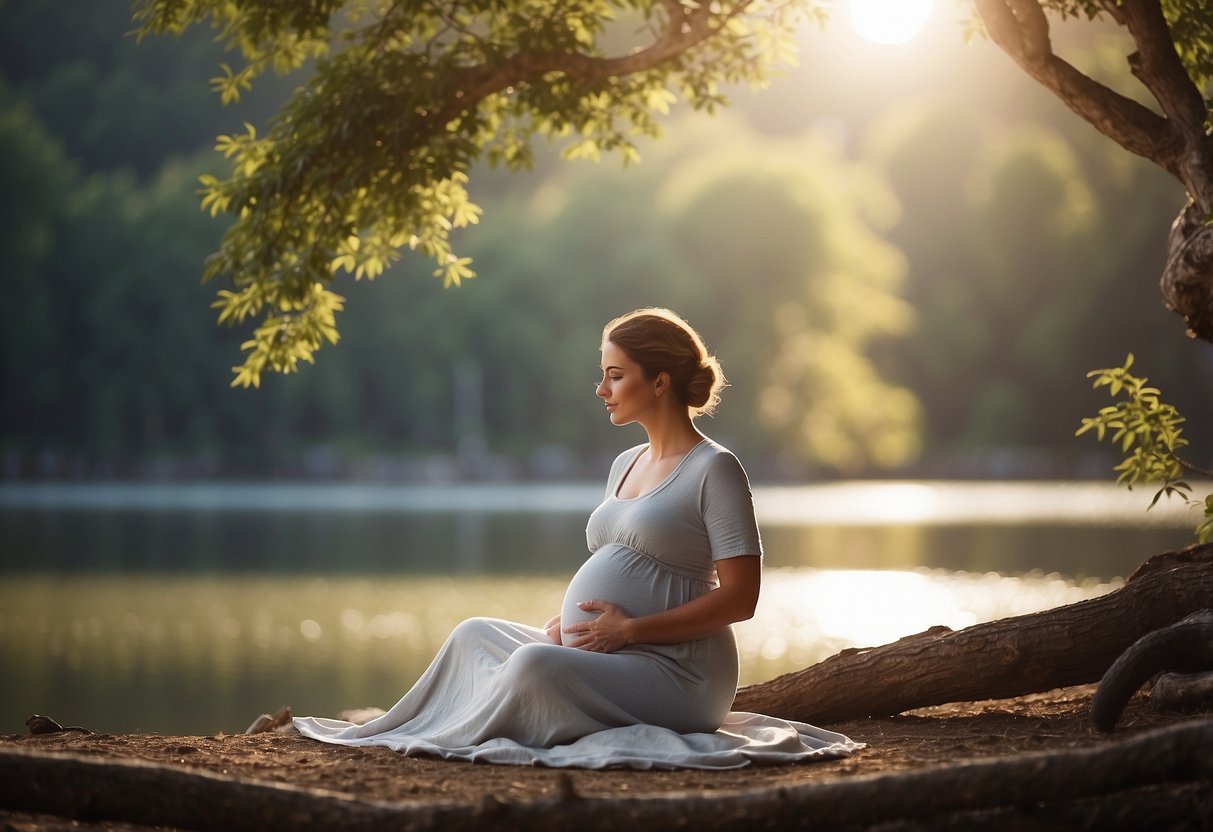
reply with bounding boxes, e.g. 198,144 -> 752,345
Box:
1077,353 -> 1206,542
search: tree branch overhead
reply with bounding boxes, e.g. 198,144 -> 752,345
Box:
136,0 -> 1213,377
973,0 -> 1213,341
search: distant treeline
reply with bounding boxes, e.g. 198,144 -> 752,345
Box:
2,1 -> 1210,480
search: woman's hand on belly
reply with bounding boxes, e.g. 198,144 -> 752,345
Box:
566,555 -> 761,649
562,600 -> 634,653
543,614 -> 563,645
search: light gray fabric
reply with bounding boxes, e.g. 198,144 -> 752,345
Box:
294,438 -> 863,768
586,439 -> 764,581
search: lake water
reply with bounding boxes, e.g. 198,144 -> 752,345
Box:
0,480 -> 1204,736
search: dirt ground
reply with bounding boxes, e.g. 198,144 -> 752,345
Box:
1,684 -> 1200,826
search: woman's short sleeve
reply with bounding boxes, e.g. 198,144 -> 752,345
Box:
700,451 -> 763,562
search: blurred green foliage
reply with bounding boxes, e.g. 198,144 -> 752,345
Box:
1,0 -> 1211,479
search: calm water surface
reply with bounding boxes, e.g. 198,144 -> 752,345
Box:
0,481 -> 1203,735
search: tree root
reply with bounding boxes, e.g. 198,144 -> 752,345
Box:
1091,609 -> 1213,731
1153,670 -> 1213,714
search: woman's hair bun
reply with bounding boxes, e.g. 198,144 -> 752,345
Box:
684,362 -> 720,411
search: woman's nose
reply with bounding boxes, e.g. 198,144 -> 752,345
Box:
595,380 -> 607,397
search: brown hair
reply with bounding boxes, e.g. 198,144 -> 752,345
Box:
602,308 -> 726,418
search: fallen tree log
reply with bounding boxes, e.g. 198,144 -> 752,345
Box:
733,543 -> 1213,723
2,719 -> 1210,831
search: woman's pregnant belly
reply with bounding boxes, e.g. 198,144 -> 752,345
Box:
560,545 -> 692,647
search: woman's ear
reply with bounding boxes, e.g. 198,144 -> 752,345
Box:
654,371 -> 671,397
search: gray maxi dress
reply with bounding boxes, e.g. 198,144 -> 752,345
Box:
294,439 -> 862,768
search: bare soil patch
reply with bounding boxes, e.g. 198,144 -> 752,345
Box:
1,683 -> 1201,831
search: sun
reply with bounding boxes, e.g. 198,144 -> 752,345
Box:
849,0 -> 936,45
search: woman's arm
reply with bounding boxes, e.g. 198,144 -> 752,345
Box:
562,554 -> 760,653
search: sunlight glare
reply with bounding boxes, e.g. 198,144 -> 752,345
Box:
849,0 -> 935,45
807,569 -> 971,646
734,568 -> 1121,683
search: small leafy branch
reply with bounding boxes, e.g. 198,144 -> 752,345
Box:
1076,354 -> 1213,544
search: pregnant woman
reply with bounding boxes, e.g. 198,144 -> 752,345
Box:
294,308 -> 860,768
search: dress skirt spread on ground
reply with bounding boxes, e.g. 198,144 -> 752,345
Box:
294,440 -> 863,769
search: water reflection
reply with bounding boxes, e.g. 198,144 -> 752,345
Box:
5,480 -> 1202,524
739,567 -> 1116,683
760,522 -> 1186,579
1,511 -> 1191,579
0,509 -> 591,574
0,575 -> 565,735
0,480 -> 1201,735
0,569 -> 1119,735
756,480 -> 1206,526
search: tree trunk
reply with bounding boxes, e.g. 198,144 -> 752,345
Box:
973,0 -> 1213,342
1161,199 -> 1213,341
732,544 -> 1213,723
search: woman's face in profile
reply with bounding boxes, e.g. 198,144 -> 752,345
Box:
597,341 -> 656,426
